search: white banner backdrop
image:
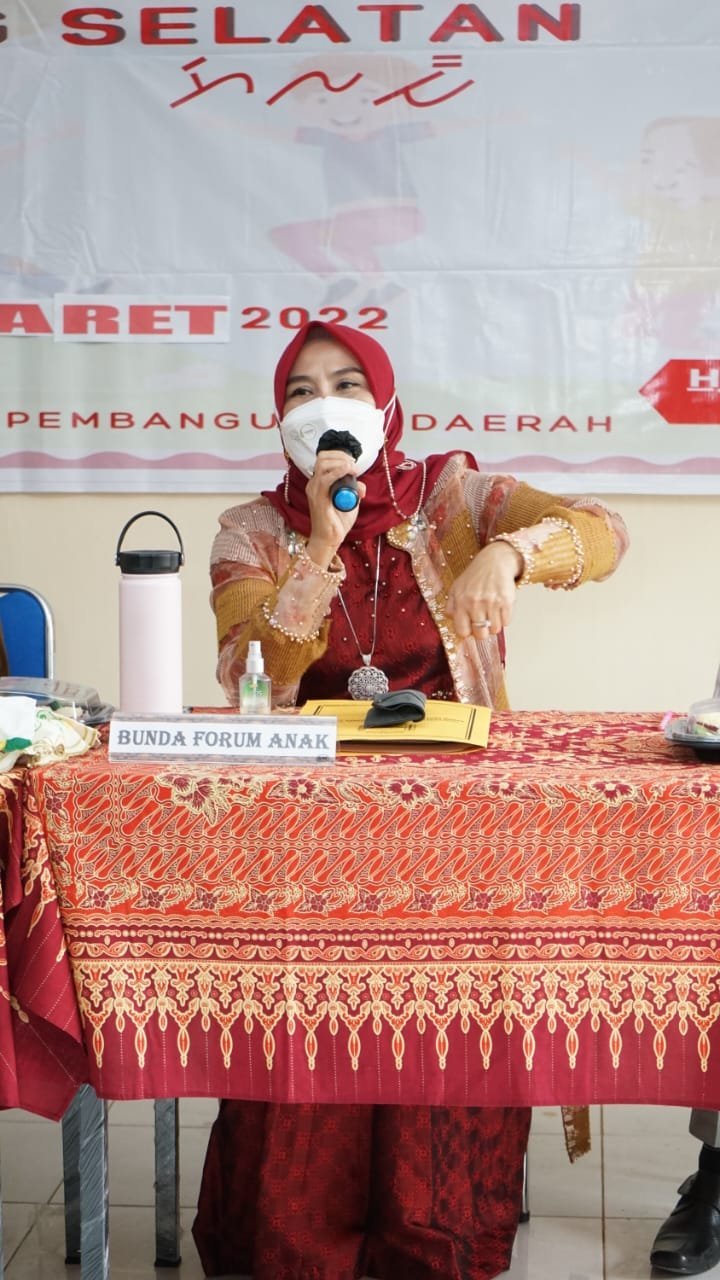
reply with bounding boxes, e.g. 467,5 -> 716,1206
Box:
2,2 -> 720,492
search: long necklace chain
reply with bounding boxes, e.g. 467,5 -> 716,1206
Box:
382,449 -> 428,523
337,534 -> 382,665
337,535 -> 389,700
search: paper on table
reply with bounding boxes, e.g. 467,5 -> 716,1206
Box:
299,699 -> 491,750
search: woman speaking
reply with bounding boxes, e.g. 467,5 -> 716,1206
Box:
194,319 -> 628,1280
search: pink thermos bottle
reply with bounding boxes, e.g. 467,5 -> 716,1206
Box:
115,511 -> 184,714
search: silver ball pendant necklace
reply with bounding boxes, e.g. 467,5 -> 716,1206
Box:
337,535 -> 389,701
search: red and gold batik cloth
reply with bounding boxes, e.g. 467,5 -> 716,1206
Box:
17,714 -> 720,1111
0,770 -> 85,1118
12,713 -> 720,1272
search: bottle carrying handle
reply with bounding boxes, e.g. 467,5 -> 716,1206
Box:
115,510 -> 185,566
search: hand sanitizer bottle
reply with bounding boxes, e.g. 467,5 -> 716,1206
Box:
239,640 -> 272,714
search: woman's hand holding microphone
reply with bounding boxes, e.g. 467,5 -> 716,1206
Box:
305,448 -> 366,571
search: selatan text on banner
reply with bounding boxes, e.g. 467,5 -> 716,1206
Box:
2,2 -> 720,493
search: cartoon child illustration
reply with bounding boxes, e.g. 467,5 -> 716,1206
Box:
266,54 -> 453,307
626,117 -> 720,350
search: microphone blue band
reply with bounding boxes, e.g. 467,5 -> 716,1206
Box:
331,481 -> 360,512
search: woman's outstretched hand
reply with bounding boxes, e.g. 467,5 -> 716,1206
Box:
446,541 -> 523,639
304,450 -> 367,570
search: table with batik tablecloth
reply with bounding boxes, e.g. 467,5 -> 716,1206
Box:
4,710 -> 720,1280
11,709 -> 720,1113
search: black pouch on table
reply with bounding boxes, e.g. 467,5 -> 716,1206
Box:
363,688 -> 427,729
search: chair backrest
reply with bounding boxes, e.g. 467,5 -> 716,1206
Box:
0,585 -> 55,678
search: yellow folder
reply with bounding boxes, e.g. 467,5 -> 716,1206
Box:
299,699 -> 491,751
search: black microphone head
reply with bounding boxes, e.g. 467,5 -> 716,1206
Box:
316,429 -> 362,460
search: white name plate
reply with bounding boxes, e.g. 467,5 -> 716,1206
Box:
108,712 -> 337,764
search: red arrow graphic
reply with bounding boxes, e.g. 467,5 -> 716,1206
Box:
640,359 -> 720,425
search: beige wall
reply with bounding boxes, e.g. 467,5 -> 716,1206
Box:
2,491 -> 717,715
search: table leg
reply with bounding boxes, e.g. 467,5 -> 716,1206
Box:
78,1087 -> 109,1280
62,1088 -> 83,1264
154,1099 -> 181,1267
519,1150 -> 530,1223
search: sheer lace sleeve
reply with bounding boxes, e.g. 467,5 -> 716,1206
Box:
210,500 -> 344,706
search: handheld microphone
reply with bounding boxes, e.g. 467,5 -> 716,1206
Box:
316,429 -> 362,512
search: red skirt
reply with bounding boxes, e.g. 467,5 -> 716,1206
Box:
193,1103 -> 531,1280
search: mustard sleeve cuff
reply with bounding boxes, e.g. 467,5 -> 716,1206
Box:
494,487 -> 623,586
491,518 -> 584,589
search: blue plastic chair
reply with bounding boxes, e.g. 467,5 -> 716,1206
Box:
0,584 -> 55,678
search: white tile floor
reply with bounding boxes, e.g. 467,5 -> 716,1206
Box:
0,1102 -> 715,1279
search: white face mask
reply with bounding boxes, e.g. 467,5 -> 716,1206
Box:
279,395 -> 392,479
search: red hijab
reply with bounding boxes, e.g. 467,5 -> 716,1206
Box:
263,321 -> 467,538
